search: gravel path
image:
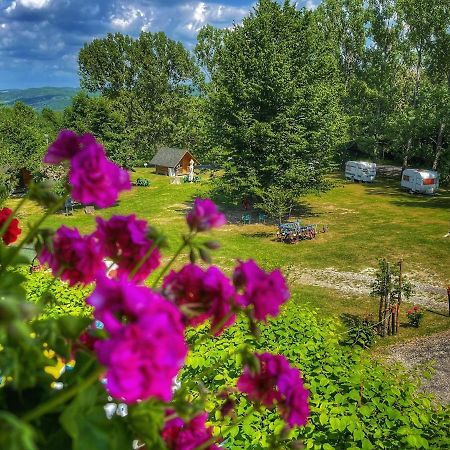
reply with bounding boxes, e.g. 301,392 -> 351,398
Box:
386,330 -> 450,404
288,265 -> 450,404
290,267 -> 448,312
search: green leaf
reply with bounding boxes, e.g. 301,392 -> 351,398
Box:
128,400 -> 165,449
60,385 -> 132,450
57,316 -> 91,340
0,412 -> 37,450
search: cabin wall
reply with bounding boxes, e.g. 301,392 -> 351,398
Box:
155,165 -> 169,175
180,153 -> 193,174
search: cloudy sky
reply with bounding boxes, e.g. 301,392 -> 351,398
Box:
0,0 -> 317,89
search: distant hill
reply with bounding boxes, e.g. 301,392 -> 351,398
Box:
0,87 -> 80,111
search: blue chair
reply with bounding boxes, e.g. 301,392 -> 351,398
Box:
242,213 -> 251,224
258,212 -> 267,223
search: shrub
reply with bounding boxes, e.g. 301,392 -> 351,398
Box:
183,301 -> 450,449
22,268 -> 92,318
406,305 -> 424,328
340,314 -> 376,349
135,177 -> 150,187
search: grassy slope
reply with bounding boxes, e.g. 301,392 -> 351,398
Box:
7,169 -> 450,345
0,87 -> 79,111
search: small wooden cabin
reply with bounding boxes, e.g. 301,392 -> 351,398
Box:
149,147 -> 198,176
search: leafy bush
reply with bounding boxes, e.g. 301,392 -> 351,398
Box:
406,306 -> 424,328
340,314 -> 376,349
22,269 -> 92,318
135,177 -> 150,187
183,300 -> 450,449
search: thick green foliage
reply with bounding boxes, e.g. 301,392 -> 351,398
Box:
22,269 -> 91,319
76,32 -> 204,163
207,0 -> 347,204
183,299 -> 450,449
0,103 -> 62,196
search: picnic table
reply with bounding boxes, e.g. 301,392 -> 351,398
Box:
276,221 -> 317,243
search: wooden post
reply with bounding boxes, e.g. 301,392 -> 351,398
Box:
447,286 -> 450,318
378,291 -> 384,336
382,262 -> 390,337
396,260 -> 403,334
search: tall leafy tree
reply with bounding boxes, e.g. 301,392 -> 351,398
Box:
78,32 -> 203,161
207,0 -> 347,210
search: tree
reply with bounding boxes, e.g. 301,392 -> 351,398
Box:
0,103 -> 50,194
78,32 -> 203,161
207,0 -> 347,206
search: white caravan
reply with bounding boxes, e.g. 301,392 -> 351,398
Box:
345,161 -> 377,182
401,169 -> 439,194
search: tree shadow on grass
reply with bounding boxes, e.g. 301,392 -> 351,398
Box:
390,194 -> 450,210
362,180 -> 450,209
240,231 -> 277,240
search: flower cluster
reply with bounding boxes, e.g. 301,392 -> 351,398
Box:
406,305 -> 424,328
38,226 -> 104,286
33,132 -> 311,443
233,259 -> 289,321
163,411 -> 220,450
88,276 -> 187,403
237,353 -> 309,428
163,264 -> 236,335
45,129 -> 130,208
95,215 -> 160,282
39,215 -> 160,287
0,207 -> 21,245
186,198 -> 226,232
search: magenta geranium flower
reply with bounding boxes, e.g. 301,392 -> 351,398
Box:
237,353 -> 309,428
69,142 -> 130,208
162,411 -> 220,450
95,215 -> 160,282
90,276 -> 187,403
87,274 -> 152,333
186,198 -> 226,232
38,225 -> 104,286
233,260 -> 289,321
44,129 -> 96,164
162,264 -> 236,335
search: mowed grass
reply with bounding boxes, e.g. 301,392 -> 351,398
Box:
6,168 -> 450,344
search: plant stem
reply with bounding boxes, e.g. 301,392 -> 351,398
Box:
129,237 -> 162,280
1,195 -> 67,272
152,233 -> 195,288
194,407 -> 256,450
22,365 -> 104,423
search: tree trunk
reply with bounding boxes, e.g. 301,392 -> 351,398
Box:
382,262 -> 391,337
432,123 -> 446,171
402,147 -> 410,175
396,260 -> 403,334
403,47 -> 423,174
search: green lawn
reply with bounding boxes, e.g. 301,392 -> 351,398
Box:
7,168 -> 450,345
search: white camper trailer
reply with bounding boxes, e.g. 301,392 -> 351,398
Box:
401,169 -> 439,194
345,161 -> 377,182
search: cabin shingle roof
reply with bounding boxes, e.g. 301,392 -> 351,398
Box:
149,147 -> 197,168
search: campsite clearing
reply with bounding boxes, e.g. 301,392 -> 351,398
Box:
7,169 -> 450,344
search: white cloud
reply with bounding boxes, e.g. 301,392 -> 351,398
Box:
193,2 -> 206,22
305,0 -> 318,10
17,0 -> 51,9
111,7 -> 145,28
5,1 -> 16,13
178,2 -> 247,37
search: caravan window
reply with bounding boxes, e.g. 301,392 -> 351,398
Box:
423,178 -> 436,185
402,175 -> 410,181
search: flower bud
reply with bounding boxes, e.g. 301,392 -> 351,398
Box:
204,241 -> 221,250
